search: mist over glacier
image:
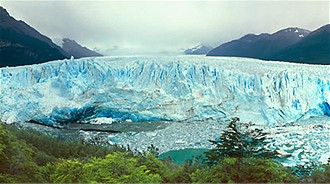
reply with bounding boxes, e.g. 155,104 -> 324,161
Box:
1,56 -> 329,125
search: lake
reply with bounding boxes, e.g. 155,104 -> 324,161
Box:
159,148 -> 210,164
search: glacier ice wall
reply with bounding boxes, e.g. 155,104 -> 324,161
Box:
1,56 -> 329,126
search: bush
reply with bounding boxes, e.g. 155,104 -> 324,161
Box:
192,157 -> 297,183
5,124 -> 124,161
43,152 -> 162,183
310,164 -> 330,183
0,124 -> 40,182
298,162 -> 330,183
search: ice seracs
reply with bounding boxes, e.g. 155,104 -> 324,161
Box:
1,56 -> 329,126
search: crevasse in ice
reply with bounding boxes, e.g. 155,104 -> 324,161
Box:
1,56 -> 329,126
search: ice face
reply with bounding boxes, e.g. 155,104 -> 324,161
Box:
1,56 -> 329,126
2,55 -> 329,165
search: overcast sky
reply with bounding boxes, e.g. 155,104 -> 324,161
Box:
1,1 -> 329,55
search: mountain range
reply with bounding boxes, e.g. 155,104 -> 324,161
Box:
0,7 -> 102,67
271,24 -> 330,64
207,25 -> 329,65
184,44 -> 213,55
1,6 -> 328,66
61,38 -> 102,58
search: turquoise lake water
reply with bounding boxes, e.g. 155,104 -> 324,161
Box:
159,148 -> 210,164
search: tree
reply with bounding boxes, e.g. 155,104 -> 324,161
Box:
48,159 -> 85,183
205,117 -> 277,166
0,124 -> 40,182
44,152 -> 162,183
191,157 -> 296,183
297,159 -> 330,183
310,163 -> 330,183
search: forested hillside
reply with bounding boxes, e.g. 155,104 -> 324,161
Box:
1,119 -> 329,183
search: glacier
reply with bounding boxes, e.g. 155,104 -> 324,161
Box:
1,55 -> 329,125
1,55 -> 329,165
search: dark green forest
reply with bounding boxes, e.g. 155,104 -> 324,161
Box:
0,118 -> 329,183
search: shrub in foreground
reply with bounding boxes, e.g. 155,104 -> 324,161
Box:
41,152 -> 162,183
191,157 -> 297,183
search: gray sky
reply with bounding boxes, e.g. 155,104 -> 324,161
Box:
1,1 -> 329,55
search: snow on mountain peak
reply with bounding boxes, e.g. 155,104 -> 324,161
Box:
190,44 -> 203,52
184,44 -> 213,55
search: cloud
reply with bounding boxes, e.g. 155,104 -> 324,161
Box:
1,1 -> 329,55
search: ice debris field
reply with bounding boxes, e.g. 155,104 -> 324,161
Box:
1,55 -> 329,165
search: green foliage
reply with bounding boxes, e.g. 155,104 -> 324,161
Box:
145,144 -> 160,157
0,173 -> 17,183
5,125 -> 124,161
310,164 -> 330,183
0,123 -> 127,182
173,156 -> 205,183
137,152 -> 178,183
192,157 -> 297,183
49,159 -> 85,183
43,152 -> 162,183
0,122 -> 327,183
0,124 -> 11,174
298,161 -> 330,183
90,152 -> 161,183
205,117 -> 277,166
0,124 -> 40,182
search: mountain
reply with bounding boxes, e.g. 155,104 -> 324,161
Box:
61,38 -> 102,59
0,6 -> 69,67
271,24 -> 330,65
184,44 -> 213,55
207,27 -> 310,60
